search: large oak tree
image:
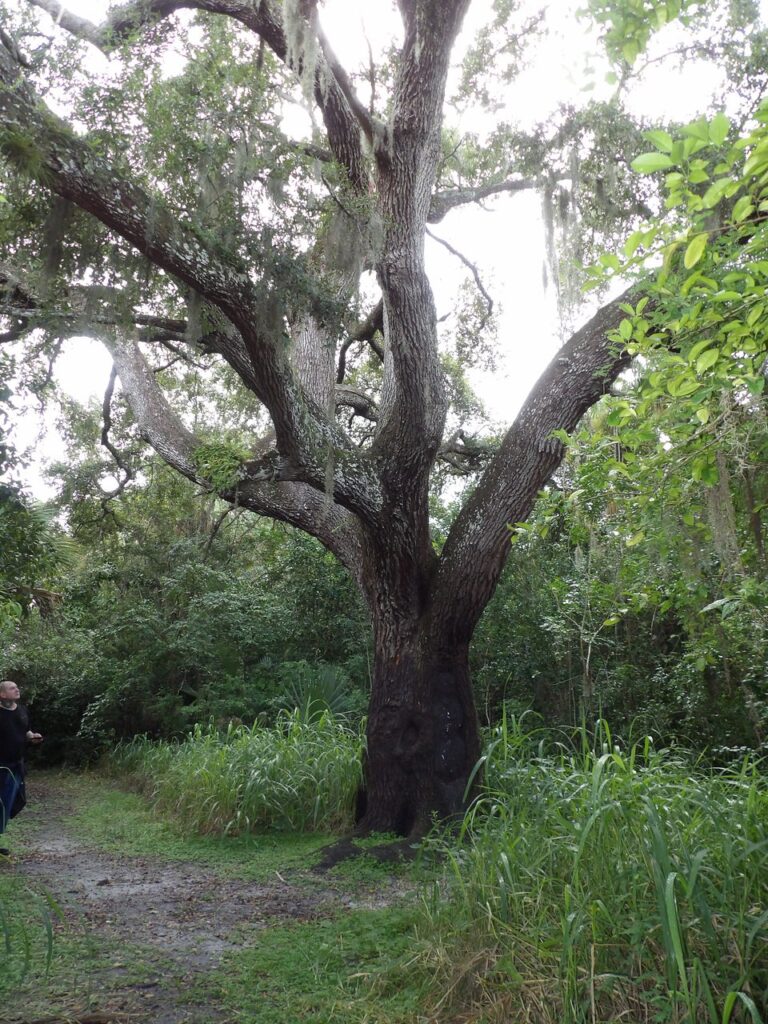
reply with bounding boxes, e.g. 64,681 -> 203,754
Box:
0,0 -> 762,833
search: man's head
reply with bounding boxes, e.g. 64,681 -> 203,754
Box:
0,681 -> 20,702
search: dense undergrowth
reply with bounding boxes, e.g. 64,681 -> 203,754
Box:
105,710 -> 364,834
96,714 -> 768,1023
420,718 -> 768,1023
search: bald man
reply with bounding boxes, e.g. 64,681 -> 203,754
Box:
0,680 -> 43,856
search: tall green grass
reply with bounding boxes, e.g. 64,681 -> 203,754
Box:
421,717 -> 768,1024
107,711 -> 363,834
0,878 -> 69,1000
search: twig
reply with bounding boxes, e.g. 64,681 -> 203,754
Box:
100,364 -> 136,500
426,228 -> 494,333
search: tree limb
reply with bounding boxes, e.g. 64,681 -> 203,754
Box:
100,364 -> 137,499
371,0 -> 472,488
428,177 -> 537,223
315,20 -> 377,144
0,45 -> 385,520
337,299 -> 383,383
104,326 -> 365,578
335,384 -> 378,422
432,287 -> 639,645
0,43 -> 263,348
436,429 -> 494,473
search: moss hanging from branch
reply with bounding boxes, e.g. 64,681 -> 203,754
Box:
282,0 -> 319,108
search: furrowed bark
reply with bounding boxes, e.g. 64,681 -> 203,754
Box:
432,289 -> 637,646
104,331 -> 199,477
106,329 -> 364,574
372,0 -> 471,499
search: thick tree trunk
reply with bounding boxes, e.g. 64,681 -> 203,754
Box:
358,625 -> 482,837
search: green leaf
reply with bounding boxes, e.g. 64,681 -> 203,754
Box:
684,233 -> 708,269
623,230 -> 644,257
622,40 -> 639,65
682,119 -> 711,142
700,177 -> 733,208
700,597 -> 734,614
747,302 -> 765,326
688,167 -> 710,184
631,152 -> 674,174
732,195 -> 755,223
662,241 -> 680,270
599,253 -> 621,271
645,129 -> 674,154
696,348 -> 719,373
687,338 -> 714,364
625,531 -> 645,548
709,112 -> 730,146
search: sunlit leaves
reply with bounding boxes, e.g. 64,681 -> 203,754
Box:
708,112 -> 730,146
645,130 -> 675,154
579,0 -> 711,66
632,152 -> 675,173
683,233 -> 707,269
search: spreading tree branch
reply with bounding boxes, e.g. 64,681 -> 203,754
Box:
428,177 -> 537,223
0,43 -> 382,520
27,0 -> 371,193
432,287 -> 639,645
104,326 -> 364,577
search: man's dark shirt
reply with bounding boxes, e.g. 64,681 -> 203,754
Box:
0,705 -> 30,765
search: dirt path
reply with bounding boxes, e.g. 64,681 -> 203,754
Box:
2,775 -> 399,1024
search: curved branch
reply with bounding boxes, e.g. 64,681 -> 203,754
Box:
428,177 -> 537,223
105,330 -> 200,477
316,21 -> 377,144
234,476 -> 364,585
100,364 -> 137,498
426,227 -> 493,332
432,287 -> 639,645
335,384 -> 377,422
437,429 -> 494,473
337,299 -> 384,383
104,326 -> 365,578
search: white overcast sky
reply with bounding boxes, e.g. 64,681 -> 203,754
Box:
9,0 -> 768,496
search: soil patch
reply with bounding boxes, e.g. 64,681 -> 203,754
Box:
1,775 -> 409,1024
